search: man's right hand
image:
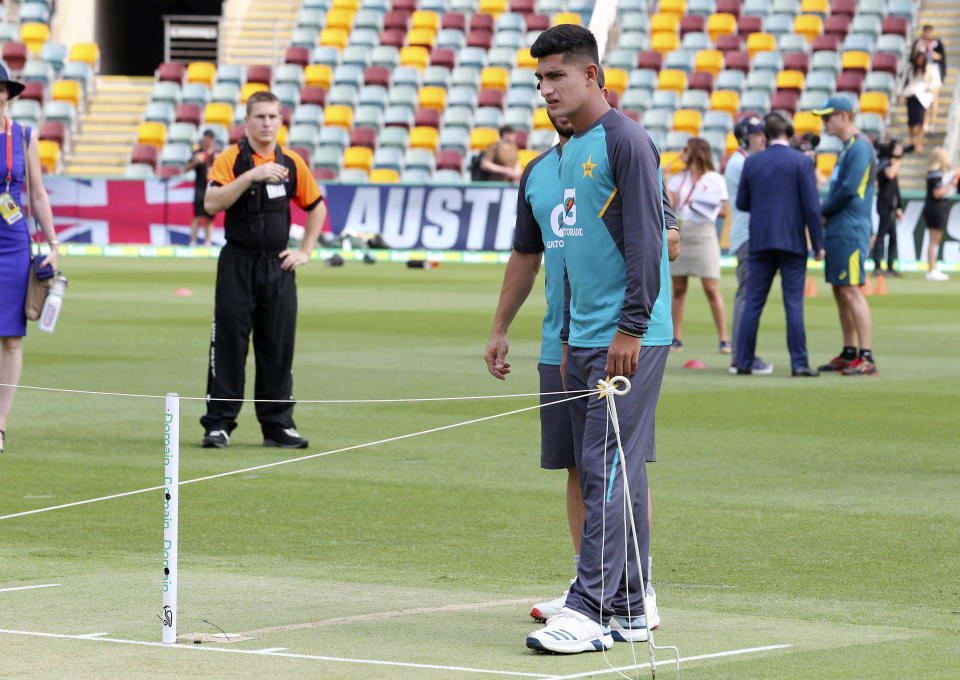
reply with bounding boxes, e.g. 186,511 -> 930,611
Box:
484,334 -> 511,380
247,162 -> 288,183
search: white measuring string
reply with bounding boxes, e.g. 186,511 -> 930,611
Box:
0,382 -> 590,403
0,390 -> 596,522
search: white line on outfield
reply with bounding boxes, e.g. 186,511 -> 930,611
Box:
544,644 -> 794,679
0,584 -> 61,593
0,628 -> 554,678
255,647 -> 287,653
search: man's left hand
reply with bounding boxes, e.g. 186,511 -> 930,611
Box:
606,331 -> 643,377
279,249 -> 310,270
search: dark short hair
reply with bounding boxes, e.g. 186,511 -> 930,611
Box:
202,129 -> 216,138
597,65 -> 605,89
530,24 -> 600,67
923,24 -> 933,31
245,90 -> 281,115
500,125 -> 515,135
764,111 -> 790,139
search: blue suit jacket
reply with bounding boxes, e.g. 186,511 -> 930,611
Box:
736,144 -> 824,255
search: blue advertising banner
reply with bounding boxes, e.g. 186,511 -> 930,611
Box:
322,183 -> 520,252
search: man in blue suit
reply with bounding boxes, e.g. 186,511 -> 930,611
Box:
735,112 -> 825,376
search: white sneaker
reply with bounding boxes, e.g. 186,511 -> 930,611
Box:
530,578 -> 575,622
609,614 -> 650,642
926,270 -> 949,281
526,607 -> 613,653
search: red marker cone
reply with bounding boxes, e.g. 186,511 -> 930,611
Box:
804,276 -> 818,298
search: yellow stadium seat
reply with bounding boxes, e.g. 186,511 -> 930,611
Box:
325,105 -> 354,129
412,10 -> 440,31
801,0 -> 830,17
471,127 -> 500,151
659,0 -> 687,18
20,23 -> 50,53
407,27 -> 436,48
860,92 -> 889,116
710,90 -> 740,116
707,13 -> 737,42
651,31 -> 680,56
344,146 -> 374,172
651,13 -> 680,33
725,132 -> 738,154
241,82 -> 269,103
276,125 -> 288,147
304,64 -> 333,90
816,152 -> 837,176
793,111 -> 822,136
480,0 -> 508,17
203,103 -> 233,128
138,122 -> 167,150
410,126 -> 439,151
187,62 -> 217,87
660,151 -> 686,173
320,28 -> 350,49
370,168 -> 400,183
481,66 -> 509,92
38,140 -> 60,173
400,46 -> 430,71
553,12 -> 581,26
518,148 -> 540,169
793,14 -> 823,42
70,43 -> 100,69
52,80 -> 82,107
603,68 -> 628,96
326,8 -> 355,31
419,86 -> 447,112
673,109 -> 703,135
695,50 -> 724,77
533,108 -> 552,130
841,51 -> 871,72
747,33 -> 776,58
517,48 -> 536,69
658,69 -> 688,94
776,70 -> 806,92
333,0 -> 360,9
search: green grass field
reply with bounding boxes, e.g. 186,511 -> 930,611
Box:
1,257 -> 958,679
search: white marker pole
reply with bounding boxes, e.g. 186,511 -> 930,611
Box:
162,393 -> 179,645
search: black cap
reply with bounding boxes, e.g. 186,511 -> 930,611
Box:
0,64 -> 25,98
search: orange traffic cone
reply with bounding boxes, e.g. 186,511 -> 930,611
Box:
862,274 -> 874,296
804,276 -> 818,297
875,273 -> 887,296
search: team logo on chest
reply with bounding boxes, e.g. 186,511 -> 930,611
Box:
546,188 -> 583,246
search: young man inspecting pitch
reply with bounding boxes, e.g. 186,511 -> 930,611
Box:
521,25 -> 674,653
484,105 -> 678,627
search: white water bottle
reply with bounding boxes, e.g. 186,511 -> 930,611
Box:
37,273 -> 67,334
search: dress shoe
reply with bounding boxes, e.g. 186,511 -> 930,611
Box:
791,367 -> 819,377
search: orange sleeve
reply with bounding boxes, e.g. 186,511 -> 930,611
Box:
208,145 -> 240,186
289,150 -> 323,210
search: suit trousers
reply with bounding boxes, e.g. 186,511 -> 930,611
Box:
735,250 -> 810,372
200,243 -> 298,434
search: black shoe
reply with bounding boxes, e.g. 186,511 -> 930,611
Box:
903,144 -> 915,154
792,367 -> 820,377
263,427 -> 309,449
202,429 -> 230,448
736,367 -> 752,375
886,269 -> 902,277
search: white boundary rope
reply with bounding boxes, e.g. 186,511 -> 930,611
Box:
0,391 -> 595,522
0,382 -> 590,403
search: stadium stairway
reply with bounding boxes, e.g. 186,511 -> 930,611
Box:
63,76 -> 154,177
219,0 -> 297,66
888,0 -> 960,192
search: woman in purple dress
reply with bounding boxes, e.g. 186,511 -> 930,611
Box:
0,65 -> 58,453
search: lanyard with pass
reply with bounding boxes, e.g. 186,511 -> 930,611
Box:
4,116 -> 12,193
680,171 -> 703,211
0,117 -> 25,227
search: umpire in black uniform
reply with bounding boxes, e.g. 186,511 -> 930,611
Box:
200,91 -> 326,449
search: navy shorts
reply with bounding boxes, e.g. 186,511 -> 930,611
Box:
538,363 -> 576,470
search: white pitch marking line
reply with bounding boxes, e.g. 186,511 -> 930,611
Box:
75,632 -> 110,639
0,583 -> 61,594
545,644 -> 794,679
255,647 -> 288,653
0,629 -> 554,678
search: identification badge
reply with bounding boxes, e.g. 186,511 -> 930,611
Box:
0,192 -> 23,224
265,182 -> 286,200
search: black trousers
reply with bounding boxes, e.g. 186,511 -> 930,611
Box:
200,243 -> 298,434
871,204 -> 898,270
